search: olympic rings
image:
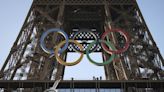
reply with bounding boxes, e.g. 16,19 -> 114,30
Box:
86,40 -> 116,66
71,29 -> 98,54
40,28 -> 130,66
54,40 -> 84,66
40,28 -> 69,54
101,28 -> 130,54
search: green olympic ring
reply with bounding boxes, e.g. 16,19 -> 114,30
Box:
86,40 -> 116,66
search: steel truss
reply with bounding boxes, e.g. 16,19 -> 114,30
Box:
0,0 -> 164,91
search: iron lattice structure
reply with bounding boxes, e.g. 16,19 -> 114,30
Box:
0,0 -> 164,92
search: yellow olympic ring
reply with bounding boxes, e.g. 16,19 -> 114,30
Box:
54,40 -> 84,66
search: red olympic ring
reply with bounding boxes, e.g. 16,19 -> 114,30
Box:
101,28 -> 130,54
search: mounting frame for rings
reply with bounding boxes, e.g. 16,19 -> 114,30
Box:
71,29 -> 99,54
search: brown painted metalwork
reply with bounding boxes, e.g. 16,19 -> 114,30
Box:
0,0 -> 164,91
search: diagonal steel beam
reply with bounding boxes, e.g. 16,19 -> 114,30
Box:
34,7 -> 56,24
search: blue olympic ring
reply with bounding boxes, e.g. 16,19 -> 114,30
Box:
40,28 -> 69,54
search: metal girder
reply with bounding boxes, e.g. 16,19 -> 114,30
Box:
0,80 -> 164,88
0,0 -> 164,89
0,4 -> 35,80
34,7 -> 56,24
102,2 -> 164,80
104,2 -> 129,80
134,1 -> 164,66
33,0 -> 135,5
26,2 -> 65,81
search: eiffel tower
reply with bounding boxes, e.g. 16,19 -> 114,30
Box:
0,0 -> 164,92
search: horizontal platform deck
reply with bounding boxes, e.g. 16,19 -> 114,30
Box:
0,80 -> 163,88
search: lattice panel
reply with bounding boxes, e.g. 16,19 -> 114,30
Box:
69,31 -> 100,40
67,31 -> 102,52
34,0 -> 135,5
67,43 -> 102,52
